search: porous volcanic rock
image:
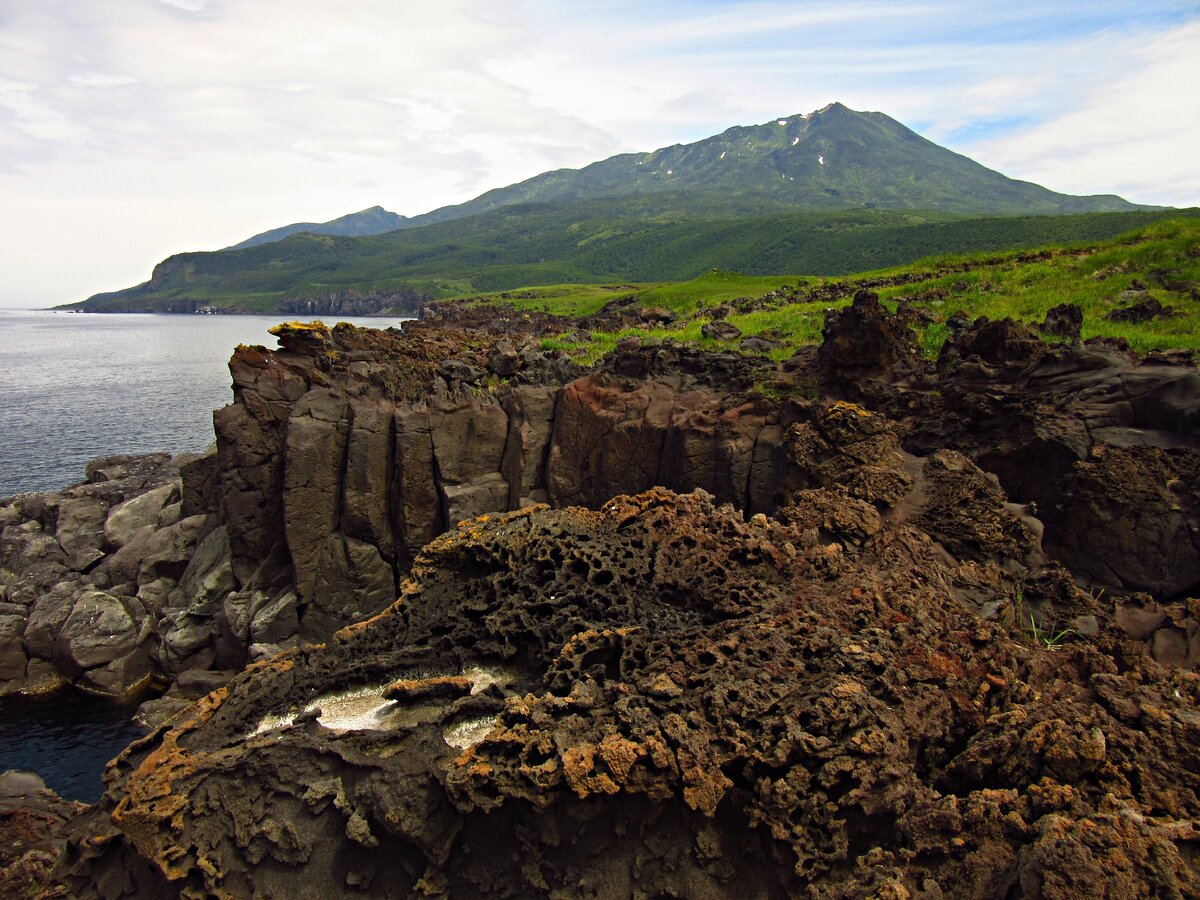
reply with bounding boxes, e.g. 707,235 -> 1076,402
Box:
817,290 -> 921,393
54,488 -> 1200,898
0,771 -> 84,898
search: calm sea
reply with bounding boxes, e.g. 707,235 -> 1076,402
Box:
0,310 -> 412,497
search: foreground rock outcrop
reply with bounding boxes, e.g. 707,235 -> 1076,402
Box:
4,296 -> 1200,896
4,305 -> 1198,699
54,486 -> 1199,897
0,771 -> 82,897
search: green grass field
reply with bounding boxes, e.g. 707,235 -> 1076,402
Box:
450,217 -> 1200,363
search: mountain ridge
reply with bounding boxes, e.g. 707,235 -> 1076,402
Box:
405,102 -> 1154,226
63,102 -> 1166,313
226,205 -> 409,250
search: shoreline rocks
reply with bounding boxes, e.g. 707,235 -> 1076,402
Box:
2,303 -> 1199,895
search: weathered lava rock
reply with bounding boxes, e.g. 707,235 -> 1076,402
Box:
1039,302 -> 1083,340
53,489 -> 1200,898
817,290 -> 921,392
1108,295 -> 1177,323
0,771 -> 84,898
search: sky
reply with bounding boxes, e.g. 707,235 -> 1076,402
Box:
1,0 -> 1197,308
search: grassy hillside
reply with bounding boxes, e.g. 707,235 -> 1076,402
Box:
226,206 -> 409,250
64,206 -> 1187,313
453,217 -> 1200,363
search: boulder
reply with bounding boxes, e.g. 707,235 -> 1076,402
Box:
639,306 -> 676,324
97,524 -> 157,589
1040,302 -> 1083,340
249,591 -> 300,646
22,584 -> 81,661
51,590 -> 151,695
104,482 -> 180,550
137,514 -> 207,584
488,340 -> 520,376
701,320 -> 742,341
54,497 -> 108,571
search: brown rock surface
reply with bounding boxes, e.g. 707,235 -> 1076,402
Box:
54,488 -> 1200,898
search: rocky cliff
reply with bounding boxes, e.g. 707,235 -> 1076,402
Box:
1,299 -> 1199,895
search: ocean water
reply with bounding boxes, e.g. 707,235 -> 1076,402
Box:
0,310 -> 412,497
0,309 -> 411,801
0,692 -> 149,802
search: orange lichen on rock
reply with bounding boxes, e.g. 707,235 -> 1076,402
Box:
111,688 -> 231,882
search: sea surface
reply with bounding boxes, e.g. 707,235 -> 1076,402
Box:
0,308 -> 412,801
0,309 -> 412,497
0,692 -> 148,802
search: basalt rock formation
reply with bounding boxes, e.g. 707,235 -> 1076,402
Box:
4,303 -> 1199,701
55,479 -> 1200,897
5,296 -> 1200,896
0,453 -> 204,699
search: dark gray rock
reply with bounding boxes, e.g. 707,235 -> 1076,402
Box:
701,320 -> 742,341
54,497 -> 108,571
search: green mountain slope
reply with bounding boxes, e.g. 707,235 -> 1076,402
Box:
226,205 -> 408,250
412,102 -> 1151,225
66,204 -> 1187,314
65,102 -> 1167,314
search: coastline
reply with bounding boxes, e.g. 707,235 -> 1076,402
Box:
0,300 -> 1197,894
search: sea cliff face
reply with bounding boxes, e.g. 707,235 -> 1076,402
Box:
2,300 -> 1199,896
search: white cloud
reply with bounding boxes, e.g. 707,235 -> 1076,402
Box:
157,0 -> 208,11
963,20 -> 1200,206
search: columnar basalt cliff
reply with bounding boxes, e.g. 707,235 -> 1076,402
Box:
3,304 -> 1198,699
2,299 -> 1199,896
